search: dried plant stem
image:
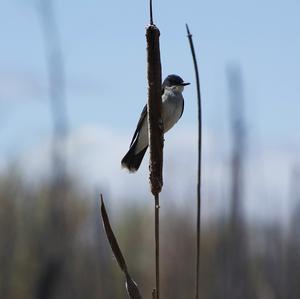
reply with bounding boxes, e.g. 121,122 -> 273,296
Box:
186,24 -> 203,299
147,1 -> 162,298
146,22 -> 162,299
149,0 -> 153,25
155,195 -> 160,299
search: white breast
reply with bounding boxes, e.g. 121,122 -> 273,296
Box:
134,89 -> 183,154
162,89 -> 184,132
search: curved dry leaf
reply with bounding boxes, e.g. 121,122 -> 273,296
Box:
100,195 -> 143,299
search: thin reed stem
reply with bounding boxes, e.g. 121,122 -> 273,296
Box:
186,24 -> 203,299
149,0 -> 153,25
155,194 -> 160,299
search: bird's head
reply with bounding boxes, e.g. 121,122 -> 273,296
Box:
162,74 -> 190,93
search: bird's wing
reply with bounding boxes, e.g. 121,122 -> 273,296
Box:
130,105 -> 147,147
130,86 -> 164,147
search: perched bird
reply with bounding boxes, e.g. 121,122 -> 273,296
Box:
121,74 -> 190,172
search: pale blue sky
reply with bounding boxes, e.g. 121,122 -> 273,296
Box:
0,0 -> 299,174
0,0 -> 300,148
1,0 -> 299,152
0,0 -> 299,221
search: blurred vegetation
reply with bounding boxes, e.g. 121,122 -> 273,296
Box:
1,169 -> 300,299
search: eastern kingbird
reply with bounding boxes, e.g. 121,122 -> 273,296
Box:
121,74 -> 190,172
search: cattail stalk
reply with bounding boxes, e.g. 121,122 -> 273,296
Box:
146,3 -> 163,297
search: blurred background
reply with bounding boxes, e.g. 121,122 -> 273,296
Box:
1,0 -> 300,298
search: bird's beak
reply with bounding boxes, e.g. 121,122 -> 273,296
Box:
180,82 -> 190,86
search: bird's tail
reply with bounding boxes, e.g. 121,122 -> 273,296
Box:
121,141 -> 148,172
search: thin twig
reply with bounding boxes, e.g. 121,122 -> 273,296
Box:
186,24 -> 203,299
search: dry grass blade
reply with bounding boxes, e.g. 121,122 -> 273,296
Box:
100,195 -> 142,299
100,195 -> 127,272
126,273 -> 143,299
186,24 -> 203,299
